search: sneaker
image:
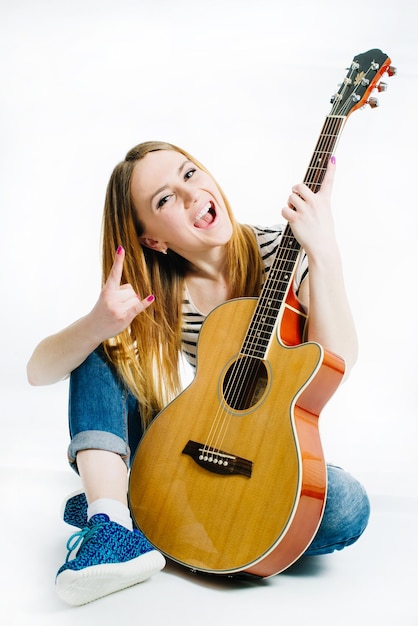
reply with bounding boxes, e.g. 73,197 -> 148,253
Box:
61,490 -> 88,529
56,514 -> 166,606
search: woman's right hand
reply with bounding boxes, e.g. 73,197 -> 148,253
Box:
87,246 -> 154,343
27,246 -> 154,386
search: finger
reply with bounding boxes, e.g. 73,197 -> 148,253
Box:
290,182 -> 312,207
282,204 -> 298,221
287,188 -> 306,212
140,294 -> 155,310
105,245 -> 125,289
127,292 -> 155,311
291,183 -> 308,197
320,155 -> 336,194
125,294 -> 155,324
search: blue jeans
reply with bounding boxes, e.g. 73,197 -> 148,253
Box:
68,347 -> 370,556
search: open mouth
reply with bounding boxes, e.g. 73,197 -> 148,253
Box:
193,201 -> 217,229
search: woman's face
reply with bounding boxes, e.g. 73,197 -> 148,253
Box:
130,150 -> 233,258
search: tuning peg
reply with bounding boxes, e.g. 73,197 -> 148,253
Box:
376,82 -> 388,92
367,97 -> 379,108
387,65 -> 397,77
330,92 -> 342,104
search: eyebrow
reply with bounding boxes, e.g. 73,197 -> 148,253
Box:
150,159 -> 192,205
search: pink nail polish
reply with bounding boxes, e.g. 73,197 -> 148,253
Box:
331,155 -> 336,164
117,245 -> 123,255
147,294 -> 155,302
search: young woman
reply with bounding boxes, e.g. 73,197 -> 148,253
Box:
27,141 -> 370,606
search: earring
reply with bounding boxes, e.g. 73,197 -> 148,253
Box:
161,248 -> 168,255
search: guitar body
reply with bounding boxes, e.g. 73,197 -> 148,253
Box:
129,296 -> 345,576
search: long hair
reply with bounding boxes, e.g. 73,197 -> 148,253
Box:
102,141 -> 264,429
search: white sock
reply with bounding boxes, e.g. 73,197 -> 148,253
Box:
87,498 -> 133,531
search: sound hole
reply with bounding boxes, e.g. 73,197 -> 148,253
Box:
222,356 -> 268,410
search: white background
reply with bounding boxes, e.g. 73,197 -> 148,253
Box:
1,1 -> 417,624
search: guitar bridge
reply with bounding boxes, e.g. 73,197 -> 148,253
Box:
182,440 -> 252,478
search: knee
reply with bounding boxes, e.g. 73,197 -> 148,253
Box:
69,347 -> 127,426
70,346 -> 111,389
329,464 -> 370,531
305,465 -> 370,556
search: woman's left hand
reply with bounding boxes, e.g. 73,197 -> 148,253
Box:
281,156 -> 337,258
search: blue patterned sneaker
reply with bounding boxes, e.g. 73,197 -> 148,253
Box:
56,514 -> 166,606
61,490 -> 88,529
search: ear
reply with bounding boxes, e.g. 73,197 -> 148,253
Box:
140,236 -> 167,253
140,236 -> 159,250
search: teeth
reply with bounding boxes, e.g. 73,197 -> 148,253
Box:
194,202 -> 211,222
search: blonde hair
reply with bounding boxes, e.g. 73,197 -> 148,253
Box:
102,141 -> 264,429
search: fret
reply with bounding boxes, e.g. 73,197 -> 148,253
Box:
241,346 -> 266,359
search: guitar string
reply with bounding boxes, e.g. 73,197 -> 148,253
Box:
200,115 -> 342,459
201,115 -> 343,459
204,231 -> 300,459
200,104 -> 353,459
198,242 -> 299,459
200,60 -> 380,465
205,201 -> 309,452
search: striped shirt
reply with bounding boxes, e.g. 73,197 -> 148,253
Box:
181,224 -> 308,371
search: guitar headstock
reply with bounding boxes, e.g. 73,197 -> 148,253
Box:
330,48 -> 395,117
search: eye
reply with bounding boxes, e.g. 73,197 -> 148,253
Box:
157,194 -> 171,209
184,168 -> 196,180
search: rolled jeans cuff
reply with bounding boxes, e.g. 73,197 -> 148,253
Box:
68,430 -> 130,473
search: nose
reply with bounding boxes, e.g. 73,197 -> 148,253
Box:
182,184 -> 198,209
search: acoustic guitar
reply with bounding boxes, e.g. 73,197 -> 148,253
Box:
129,49 -> 394,578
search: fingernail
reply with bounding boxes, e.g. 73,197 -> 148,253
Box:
331,155 -> 336,164
147,294 -> 155,302
117,245 -> 123,255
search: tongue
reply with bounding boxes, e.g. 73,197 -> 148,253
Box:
194,212 -> 214,229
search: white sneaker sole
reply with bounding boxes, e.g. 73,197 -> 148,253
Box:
56,549 -> 166,606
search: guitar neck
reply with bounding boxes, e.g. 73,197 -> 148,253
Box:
304,114 -> 346,191
241,115 -> 346,359
240,48 -> 394,359
279,113 -> 348,263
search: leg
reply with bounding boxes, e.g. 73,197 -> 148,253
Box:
76,449 -> 129,506
68,345 -> 138,473
63,346 -> 144,527
304,464 -> 370,556
56,346 -> 165,606
68,345 -> 138,512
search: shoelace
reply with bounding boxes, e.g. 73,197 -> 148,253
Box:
65,524 -> 104,563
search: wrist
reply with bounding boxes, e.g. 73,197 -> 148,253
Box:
307,244 -> 342,270
83,311 -> 108,348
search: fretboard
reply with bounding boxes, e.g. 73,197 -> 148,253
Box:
241,115 -> 346,359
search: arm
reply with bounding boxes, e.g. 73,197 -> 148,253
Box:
282,157 -> 358,378
27,246 -> 154,386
